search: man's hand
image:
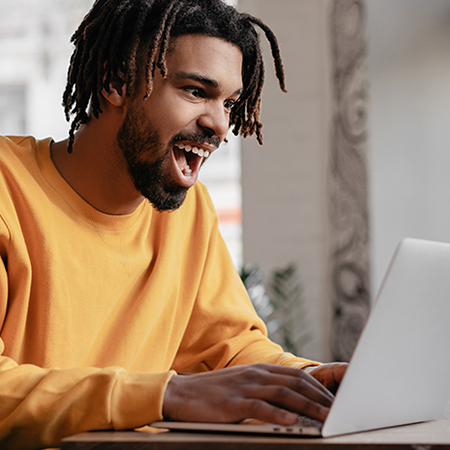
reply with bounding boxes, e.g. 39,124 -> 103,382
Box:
163,363 -> 339,426
303,362 -> 348,395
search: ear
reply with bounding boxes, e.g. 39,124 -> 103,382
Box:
101,75 -> 127,107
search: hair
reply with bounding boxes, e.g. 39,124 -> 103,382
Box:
63,0 -> 286,153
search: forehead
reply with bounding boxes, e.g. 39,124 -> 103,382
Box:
166,34 -> 243,92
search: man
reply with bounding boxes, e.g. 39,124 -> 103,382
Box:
0,0 -> 346,448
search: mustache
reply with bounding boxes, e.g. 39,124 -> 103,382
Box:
170,132 -> 220,150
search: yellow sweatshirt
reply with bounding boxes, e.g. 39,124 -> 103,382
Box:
0,136 -> 317,449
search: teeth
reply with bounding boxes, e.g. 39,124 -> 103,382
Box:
184,163 -> 192,178
176,144 -> 210,158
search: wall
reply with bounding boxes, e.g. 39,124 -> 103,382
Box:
239,0 -> 335,361
367,0 -> 450,292
239,0 -> 373,362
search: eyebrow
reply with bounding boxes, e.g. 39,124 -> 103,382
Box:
172,71 -> 243,96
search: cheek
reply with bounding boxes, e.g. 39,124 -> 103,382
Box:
145,92 -> 200,136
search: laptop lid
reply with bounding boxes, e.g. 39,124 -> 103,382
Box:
322,237 -> 450,436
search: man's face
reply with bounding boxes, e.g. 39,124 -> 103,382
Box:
117,34 -> 243,212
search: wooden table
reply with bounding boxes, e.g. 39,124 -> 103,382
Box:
61,418 -> 450,449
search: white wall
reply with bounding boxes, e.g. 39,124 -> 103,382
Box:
367,0 -> 450,292
240,0 -> 334,361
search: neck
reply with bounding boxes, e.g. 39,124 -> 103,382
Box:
51,119 -> 144,215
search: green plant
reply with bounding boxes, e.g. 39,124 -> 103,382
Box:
240,263 -> 311,355
240,264 -> 280,336
268,264 -> 311,355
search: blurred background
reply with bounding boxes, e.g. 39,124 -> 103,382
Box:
1,0 -> 450,362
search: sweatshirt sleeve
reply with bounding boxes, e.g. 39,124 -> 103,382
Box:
0,342 -> 174,450
0,217 -> 174,450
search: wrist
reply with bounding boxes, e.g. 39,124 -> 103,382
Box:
163,373 -> 182,420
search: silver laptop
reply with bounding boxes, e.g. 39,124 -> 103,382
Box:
152,238 -> 450,437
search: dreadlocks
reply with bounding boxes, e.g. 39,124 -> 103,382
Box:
63,0 -> 286,153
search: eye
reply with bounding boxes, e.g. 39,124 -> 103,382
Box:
184,86 -> 205,99
224,99 -> 236,113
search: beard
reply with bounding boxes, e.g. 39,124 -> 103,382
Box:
117,105 -> 188,212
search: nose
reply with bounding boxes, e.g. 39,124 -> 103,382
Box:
197,101 -> 229,142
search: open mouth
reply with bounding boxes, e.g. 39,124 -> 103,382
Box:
173,142 -> 211,182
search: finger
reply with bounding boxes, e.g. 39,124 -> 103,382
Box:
306,363 -> 348,394
253,372 -> 333,408
257,364 -> 334,402
334,363 -> 348,382
239,398 -> 305,426
326,363 -> 348,393
248,384 -> 330,422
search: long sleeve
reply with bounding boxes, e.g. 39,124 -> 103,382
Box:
0,348 -> 173,450
0,217 -> 174,449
